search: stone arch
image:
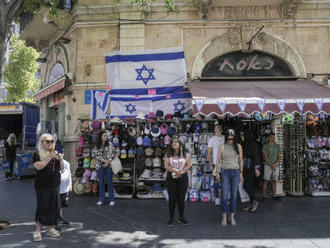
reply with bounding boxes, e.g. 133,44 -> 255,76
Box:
191,29 -> 306,79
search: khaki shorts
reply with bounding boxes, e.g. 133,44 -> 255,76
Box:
263,165 -> 279,181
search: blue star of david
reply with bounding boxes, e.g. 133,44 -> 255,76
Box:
125,103 -> 136,114
173,100 -> 185,112
135,65 -> 155,85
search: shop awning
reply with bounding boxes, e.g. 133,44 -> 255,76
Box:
33,77 -> 66,102
188,80 -> 330,116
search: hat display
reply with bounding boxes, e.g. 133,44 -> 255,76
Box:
182,114 -> 190,120
152,137 -> 160,147
164,135 -> 171,145
92,121 -> 101,133
90,159 -> 96,169
201,122 -> 208,131
151,125 -> 161,137
145,157 -> 153,167
112,126 -> 120,136
167,124 -> 177,135
136,112 -> 146,120
194,123 -> 202,133
122,140 -> 128,147
145,148 -> 154,156
73,181 -> 85,195
124,117 -> 135,123
90,170 -> 98,181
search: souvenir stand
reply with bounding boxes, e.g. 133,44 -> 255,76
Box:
188,79 -> 330,197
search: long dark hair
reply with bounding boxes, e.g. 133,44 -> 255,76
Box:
165,136 -> 187,158
240,130 -> 254,158
96,130 -> 109,149
224,129 -> 239,155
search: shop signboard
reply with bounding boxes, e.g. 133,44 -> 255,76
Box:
201,51 -> 294,78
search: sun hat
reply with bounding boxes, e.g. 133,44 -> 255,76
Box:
156,110 -> 164,119
90,159 -> 97,169
110,117 -> 122,123
152,137 -> 160,147
73,181 -> 85,195
83,158 -> 91,168
120,149 -> 127,159
136,112 -> 146,120
136,136 -> 143,146
167,125 -> 177,136
182,114 -> 190,120
145,157 -> 153,167
128,147 -> 135,158
144,123 -> 150,135
143,136 -> 151,147
145,148 -> 154,156
164,135 -> 171,145
151,125 -> 161,137
136,146 -> 144,156
153,157 -> 162,168
161,123 -> 168,135
154,147 -> 163,157
112,125 -> 120,136
90,170 -> 98,181
112,136 -> 120,146
147,112 -> 156,122
121,140 -> 128,147
165,114 -> 173,120
128,126 -> 137,137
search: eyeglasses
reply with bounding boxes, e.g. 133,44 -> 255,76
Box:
44,140 -> 54,144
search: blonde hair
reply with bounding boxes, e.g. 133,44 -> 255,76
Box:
6,133 -> 16,146
38,133 -> 55,161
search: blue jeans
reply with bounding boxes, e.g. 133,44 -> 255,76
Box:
97,167 -> 115,202
220,169 -> 240,214
213,176 -> 220,198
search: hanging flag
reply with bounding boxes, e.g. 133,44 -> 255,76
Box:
277,99 -> 286,112
296,99 -> 305,112
314,98 -> 323,112
194,100 -> 204,113
105,47 -> 187,91
91,90 -> 111,120
217,100 -> 226,112
109,92 -> 192,117
257,99 -> 266,112
237,99 -> 247,112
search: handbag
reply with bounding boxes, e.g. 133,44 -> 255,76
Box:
111,156 -> 122,174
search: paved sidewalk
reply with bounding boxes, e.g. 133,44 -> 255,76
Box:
1,175 -> 330,248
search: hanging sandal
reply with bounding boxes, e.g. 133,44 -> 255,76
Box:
33,231 -> 42,241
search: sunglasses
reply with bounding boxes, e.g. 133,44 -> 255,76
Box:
228,138 -> 235,141
44,140 -> 54,144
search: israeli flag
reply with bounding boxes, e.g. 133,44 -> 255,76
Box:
90,90 -> 110,120
105,47 -> 187,92
109,92 -> 192,117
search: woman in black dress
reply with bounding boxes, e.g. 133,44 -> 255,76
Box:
4,133 -> 18,180
32,133 -> 64,241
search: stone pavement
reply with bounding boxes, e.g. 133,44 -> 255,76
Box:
1,174 -> 330,248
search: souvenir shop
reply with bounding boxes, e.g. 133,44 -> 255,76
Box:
72,78 -> 330,201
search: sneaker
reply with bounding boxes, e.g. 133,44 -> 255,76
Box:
96,201 -> 103,206
167,218 -> 175,226
45,228 -> 60,238
109,201 -> 115,206
177,217 -> 189,225
33,231 -> 42,241
215,198 -> 220,205
250,200 -> 259,212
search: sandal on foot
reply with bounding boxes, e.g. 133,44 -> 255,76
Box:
46,228 -> 60,238
33,231 -> 42,241
221,219 -> 227,226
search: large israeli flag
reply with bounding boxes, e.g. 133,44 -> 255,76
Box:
105,47 -> 187,92
109,92 -> 192,118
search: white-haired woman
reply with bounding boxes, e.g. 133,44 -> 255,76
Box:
32,133 -> 64,241
4,133 -> 18,180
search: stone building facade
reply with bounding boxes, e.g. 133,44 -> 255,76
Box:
21,0 -> 330,166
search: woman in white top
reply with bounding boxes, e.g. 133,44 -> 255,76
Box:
58,159 -> 72,227
164,136 -> 191,226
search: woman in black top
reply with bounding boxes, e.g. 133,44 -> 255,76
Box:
4,133 -> 18,180
32,133 -> 64,241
